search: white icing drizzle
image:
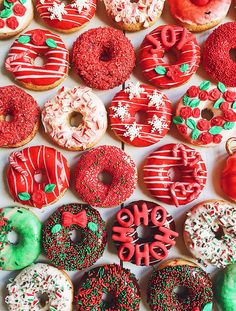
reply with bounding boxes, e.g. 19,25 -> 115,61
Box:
48,2 -> 67,20
124,82 -> 145,100
148,114 -> 168,133
5,263 -> 73,311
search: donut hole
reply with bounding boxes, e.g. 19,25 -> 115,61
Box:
229,49 -> 236,62
168,167 -> 181,182
34,169 -> 47,184
7,231 -> 19,245
100,47 -> 113,62
37,292 -> 49,307
173,286 -> 190,301
102,291 -> 115,308
69,229 -> 82,243
163,49 -> 180,65
98,170 -> 113,185
69,111 -> 84,127
201,108 -> 214,121
135,110 -> 149,124
213,224 -> 225,240
34,55 -> 47,67
137,225 -> 152,242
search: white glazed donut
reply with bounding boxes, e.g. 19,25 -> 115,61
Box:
103,0 -> 165,31
42,86 -> 108,151
184,200 -> 236,268
5,263 -> 73,311
0,0 -> 33,39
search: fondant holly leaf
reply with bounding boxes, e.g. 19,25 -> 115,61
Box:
213,98 -> 224,109
18,192 -> 31,201
46,38 -> 57,48
154,65 -> 167,75
199,80 -> 210,91
183,95 -> 191,106
173,116 -> 184,124
186,118 -> 196,130
51,224 -> 62,234
189,99 -> 200,108
202,302 -> 213,311
44,184 -> 56,193
18,35 -> 30,44
0,8 -> 12,18
88,222 -> 98,232
209,126 -> 222,135
232,101 -> 236,109
218,82 -> 226,93
19,0 -> 27,3
224,122 -> 235,130
180,63 -> 189,73
3,0 -> 13,9
192,128 -> 200,140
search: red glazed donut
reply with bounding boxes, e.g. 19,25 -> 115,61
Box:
5,29 -> 69,91
139,25 -> 200,89
112,200 -> 178,266
109,82 -> 172,147
71,27 -> 136,90
74,145 -> 137,207
7,146 -> 70,208
143,143 -> 207,207
36,0 -> 96,33
202,22 -> 236,87
0,85 -> 39,148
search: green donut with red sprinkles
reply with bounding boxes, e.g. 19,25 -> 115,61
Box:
147,259 -> 213,311
76,264 -> 141,310
42,203 -> 107,271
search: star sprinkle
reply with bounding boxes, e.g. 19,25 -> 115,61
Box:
148,90 -> 164,109
148,115 -> 168,133
124,82 -> 145,100
48,2 -> 67,21
124,122 -> 141,141
111,102 -> 130,121
70,0 -> 90,13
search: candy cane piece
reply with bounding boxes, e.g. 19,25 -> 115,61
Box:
5,51 -> 31,73
189,152 -> 202,167
172,144 -> 188,166
170,182 -> 187,207
9,152 -> 28,176
187,183 -> 201,202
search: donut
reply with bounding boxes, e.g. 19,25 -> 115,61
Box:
221,137 -> 236,202
168,0 -> 231,32
109,82 -> 172,147
0,85 -> 40,148
143,143 -> 207,207
202,22 -> 236,87
147,258 -> 213,311
215,263 -> 236,311
139,24 -> 200,89
5,263 -> 73,310
76,264 -> 141,310
184,200 -> 236,268
0,207 -> 41,271
174,81 -> 236,147
0,0 -> 33,39
5,29 -> 69,91
103,0 -> 165,32
42,203 -> 107,271
112,200 -> 178,266
7,145 -> 70,208
71,27 -> 136,90
42,86 -> 107,151
36,0 -> 96,33
74,145 -> 137,207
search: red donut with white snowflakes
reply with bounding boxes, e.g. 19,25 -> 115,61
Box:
36,0 -> 96,33
174,81 -> 236,147
143,143 -> 207,207
109,82 -> 172,147
139,24 -> 200,88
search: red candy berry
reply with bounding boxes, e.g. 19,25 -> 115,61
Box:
31,30 -> 46,46
7,0 -> 17,2
199,90 -> 208,101
6,16 -> 18,30
197,119 -> 210,131
13,4 -> 26,16
166,65 -> 181,81
224,110 -> 236,122
0,19 -> 5,29
190,0 -> 210,6
211,117 -> 223,126
208,88 -> 221,101
224,90 -> 236,102
0,220 -> 6,226
178,124 -> 188,135
192,108 -> 200,118
180,107 -> 192,119
220,102 -> 229,111
187,86 -> 199,98
199,132 -> 213,144
32,190 -> 46,207
213,134 -> 223,144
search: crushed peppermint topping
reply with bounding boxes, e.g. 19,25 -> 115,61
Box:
148,89 -> 165,109
124,82 -> 145,100
48,2 -> 67,21
70,0 -> 90,13
124,122 -> 141,141
111,102 -> 130,121
148,115 -> 168,133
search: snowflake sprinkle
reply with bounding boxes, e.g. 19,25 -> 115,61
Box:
71,0 -> 89,13
48,2 -> 67,21
148,115 -> 168,134
124,122 -> 141,141
111,102 -> 130,121
148,90 -> 164,109
124,82 -> 145,100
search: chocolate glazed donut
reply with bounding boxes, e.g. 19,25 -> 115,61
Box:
112,200 -> 178,266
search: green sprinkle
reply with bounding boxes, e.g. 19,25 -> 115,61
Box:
199,80 -> 210,91
51,224 -> 62,234
46,38 -> 57,48
17,192 -> 31,201
179,63 -> 189,73
88,222 -> 98,232
154,65 -> 167,75
18,35 -> 30,44
44,183 -> 56,193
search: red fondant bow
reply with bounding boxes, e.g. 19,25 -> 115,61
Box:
62,211 -> 88,228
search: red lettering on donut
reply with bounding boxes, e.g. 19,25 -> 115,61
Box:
176,28 -> 195,50
135,244 -> 150,266
161,25 -> 176,48
133,203 -> 148,226
145,34 -> 161,54
117,208 -> 134,227
149,241 -> 168,260
154,226 -> 179,245
112,227 -> 134,243
151,206 -> 167,226
118,243 -> 135,261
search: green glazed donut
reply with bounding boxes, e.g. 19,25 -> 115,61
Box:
215,264 -> 236,311
0,206 -> 41,270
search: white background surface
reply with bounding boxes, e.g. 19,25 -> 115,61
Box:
0,1 -> 235,310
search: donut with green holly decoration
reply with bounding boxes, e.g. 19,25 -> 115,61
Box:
0,0 -> 33,39
76,264 -> 141,310
174,81 -> 236,147
42,203 -> 107,271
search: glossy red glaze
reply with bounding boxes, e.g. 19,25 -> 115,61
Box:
221,153 -> 236,201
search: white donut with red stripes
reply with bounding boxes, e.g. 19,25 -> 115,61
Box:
5,29 -> 69,91
7,146 -> 70,208
143,143 -> 207,207
109,82 -> 172,147
36,0 -> 96,33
